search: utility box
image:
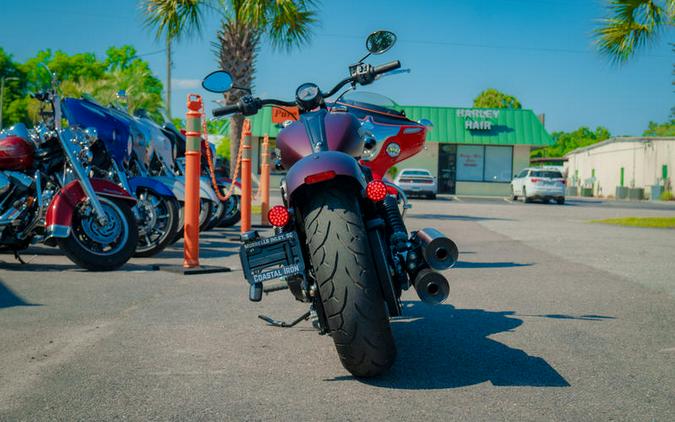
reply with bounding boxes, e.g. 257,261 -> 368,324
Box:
627,188 -> 644,200
650,185 -> 663,201
566,186 -> 578,196
581,188 -> 594,197
615,186 -> 628,199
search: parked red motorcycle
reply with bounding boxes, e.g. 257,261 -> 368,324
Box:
202,31 -> 458,377
0,68 -> 138,270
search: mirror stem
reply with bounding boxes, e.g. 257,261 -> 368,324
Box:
357,52 -> 372,64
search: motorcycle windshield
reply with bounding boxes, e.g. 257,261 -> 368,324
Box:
335,91 -> 410,125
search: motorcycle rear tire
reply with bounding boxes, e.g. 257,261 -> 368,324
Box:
300,185 -> 396,377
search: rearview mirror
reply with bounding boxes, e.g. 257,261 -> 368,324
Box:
366,30 -> 397,55
202,70 -> 233,93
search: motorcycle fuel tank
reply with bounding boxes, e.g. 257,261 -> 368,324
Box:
0,135 -> 35,171
277,110 -> 363,169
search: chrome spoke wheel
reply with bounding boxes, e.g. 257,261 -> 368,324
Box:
72,197 -> 129,256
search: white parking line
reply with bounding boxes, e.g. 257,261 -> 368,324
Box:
452,195 -> 462,202
504,197 -> 514,204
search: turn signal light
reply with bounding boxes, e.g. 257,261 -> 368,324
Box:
366,180 -> 388,202
305,170 -> 336,185
268,205 -> 290,227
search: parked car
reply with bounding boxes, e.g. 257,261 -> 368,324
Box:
511,167 -> 566,204
394,168 -> 437,199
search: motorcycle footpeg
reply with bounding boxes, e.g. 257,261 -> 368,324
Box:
239,230 -> 306,302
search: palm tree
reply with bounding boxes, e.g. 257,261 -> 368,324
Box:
142,0 -> 207,118
213,0 -> 317,174
595,0 -> 674,64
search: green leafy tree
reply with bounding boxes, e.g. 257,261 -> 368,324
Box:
643,119 -> 675,136
142,0 -> 208,118
214,0 -> 318,175
595,0 -> 674,64
473,88 -> 522,109
0,48 -> 28,127
531,126 -> 612,159
215,135 -> 231,161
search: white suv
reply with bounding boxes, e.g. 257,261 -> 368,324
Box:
511,168 -> 565,204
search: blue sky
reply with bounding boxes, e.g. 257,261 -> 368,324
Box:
0,0 -> 672,135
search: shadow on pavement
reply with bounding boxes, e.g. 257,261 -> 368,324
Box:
0,260 -> 159,272
454,261 -> 533,269
157,247 -> 237,259
0,279 -> 40,309
328,301 -> 572,389
408,213 -> 513,222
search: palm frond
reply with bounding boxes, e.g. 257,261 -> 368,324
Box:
236,0 -> 318,51
141,0 -> 209,41
594,0 -> 672,64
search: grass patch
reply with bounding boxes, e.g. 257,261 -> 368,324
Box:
592,217 -> 675,229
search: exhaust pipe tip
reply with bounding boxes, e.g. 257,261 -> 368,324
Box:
413,269 -> 449,305
416,228 -> 459,271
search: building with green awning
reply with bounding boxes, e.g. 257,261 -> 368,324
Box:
217,105 -> 553,196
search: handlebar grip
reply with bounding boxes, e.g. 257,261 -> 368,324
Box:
213,104 -> 241,117
373,60 -> 401,75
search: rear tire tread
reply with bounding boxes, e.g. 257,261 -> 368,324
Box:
302,187 -> 396,377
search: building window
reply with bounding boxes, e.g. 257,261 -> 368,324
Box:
456,145 -> 484,181
484,146 -> 513,182
457,145 -> 512,182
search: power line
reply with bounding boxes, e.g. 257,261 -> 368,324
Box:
318,33 -> 671,59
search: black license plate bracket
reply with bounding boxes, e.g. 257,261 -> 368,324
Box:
239,231 -> 305,292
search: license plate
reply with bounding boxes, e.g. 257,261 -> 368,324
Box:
239,231 -> 305,287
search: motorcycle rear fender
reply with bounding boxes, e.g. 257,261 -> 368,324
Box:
45,179 -> 136,240
199,177 -> 219,203
285,151 -> 367,199
128,176 -> 175,198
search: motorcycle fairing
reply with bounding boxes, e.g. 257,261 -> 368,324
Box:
128,176 -> 175,198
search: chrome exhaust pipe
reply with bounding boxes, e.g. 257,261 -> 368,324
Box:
414,228 -> 459,271
413,269 -> 449,305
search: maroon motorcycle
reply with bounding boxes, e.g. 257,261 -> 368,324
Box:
203,31 -> 458,377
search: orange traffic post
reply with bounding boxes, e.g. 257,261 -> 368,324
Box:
240,119 -> 252,234
260,134 -> 271,226
183,94 -> 202,268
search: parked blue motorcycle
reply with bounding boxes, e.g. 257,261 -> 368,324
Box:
61,97 -> 181,257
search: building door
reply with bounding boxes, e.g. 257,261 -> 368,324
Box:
438,143 -> 457,194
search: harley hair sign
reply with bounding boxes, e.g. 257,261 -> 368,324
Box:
456,109 -> 500,131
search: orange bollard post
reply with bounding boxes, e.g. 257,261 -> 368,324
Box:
183,94 -> 202,268
260,134 -> 270,226
240,119 -> 252,234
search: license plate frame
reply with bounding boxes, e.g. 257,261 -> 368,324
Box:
239,231 -> 306,287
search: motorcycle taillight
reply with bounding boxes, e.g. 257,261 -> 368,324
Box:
268,205 -> 290,227
365,180 -> 387,202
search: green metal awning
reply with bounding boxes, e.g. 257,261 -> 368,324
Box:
219,105 -> 553,146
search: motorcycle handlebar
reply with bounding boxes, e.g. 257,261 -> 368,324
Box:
211,60 -> 402,117
373,60 -> 401,75
213,103 -> 242,117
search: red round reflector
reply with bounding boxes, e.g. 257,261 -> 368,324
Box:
267,205 -> 290,227
366,180 -> 388,202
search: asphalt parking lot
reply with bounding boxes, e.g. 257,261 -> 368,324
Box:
1,196 -> 674,421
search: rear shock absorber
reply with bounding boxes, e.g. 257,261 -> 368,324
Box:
379,195 -> 407,251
